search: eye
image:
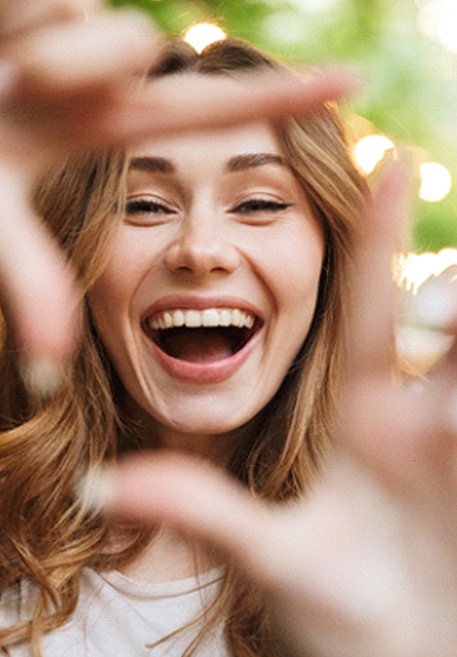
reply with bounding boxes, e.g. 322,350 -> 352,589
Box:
231,198 -> 293,215
124,197 -> 177,226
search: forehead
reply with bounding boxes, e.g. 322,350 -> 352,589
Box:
128,122 -> 283,172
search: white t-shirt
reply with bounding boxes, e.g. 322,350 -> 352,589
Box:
0,568 -> 230,656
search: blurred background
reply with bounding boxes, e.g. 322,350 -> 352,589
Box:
108,0 -> 457,254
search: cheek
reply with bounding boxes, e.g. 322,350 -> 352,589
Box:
89,232 -> 156,318
89,271 -> 129,329
87,253 -> 140,353
87,278 -> 125,362
252,223 -> 325,314
87,262 -> 140,394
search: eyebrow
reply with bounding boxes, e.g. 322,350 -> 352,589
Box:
226,153 -> 288,172
128,153 -> 287,175
129,157 -> 175,174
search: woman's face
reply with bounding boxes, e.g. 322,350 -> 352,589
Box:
89,121 -> 325,444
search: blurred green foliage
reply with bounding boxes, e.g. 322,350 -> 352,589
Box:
109,0 -> 457,252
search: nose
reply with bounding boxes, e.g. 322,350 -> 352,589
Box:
165,212 -> 240,277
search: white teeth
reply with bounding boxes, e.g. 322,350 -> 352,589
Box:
163,311 -> 173,328
173,310 -> 185,327
202,309 -> 220,327
148,308 -> 256,330
186,310 -> 200,328
220,309 -> 231,327
243,314 -> 254,328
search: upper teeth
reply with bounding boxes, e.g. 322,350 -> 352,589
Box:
148,308 -> 255,330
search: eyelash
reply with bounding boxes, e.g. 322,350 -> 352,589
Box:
124,197 -> 292,221
232,199 -> 292,214
125,199 -> 174,216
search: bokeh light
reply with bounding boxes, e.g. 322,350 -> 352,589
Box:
353,135 -> 395,174
396,247 -> 457,371
183,23 -> 227,54
419,162 -> 452,202
416,0 -> 457,53
396,248 -> 457,294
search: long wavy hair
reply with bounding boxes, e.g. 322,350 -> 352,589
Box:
0,38 -> 367,656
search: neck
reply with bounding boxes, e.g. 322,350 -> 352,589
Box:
118,526 -> 221,583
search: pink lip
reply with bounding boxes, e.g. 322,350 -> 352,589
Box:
141,295 -> 263,385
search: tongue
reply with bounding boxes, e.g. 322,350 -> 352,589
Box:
163,329 -> 234,363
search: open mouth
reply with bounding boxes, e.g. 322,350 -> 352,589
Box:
143,308 -> 261,364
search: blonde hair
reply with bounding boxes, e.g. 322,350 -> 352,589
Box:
0,39 -> 367,657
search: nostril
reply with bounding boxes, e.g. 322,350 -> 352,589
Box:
174,264 -> 193,273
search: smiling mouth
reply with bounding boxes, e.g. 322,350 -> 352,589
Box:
144,308 -> 260,363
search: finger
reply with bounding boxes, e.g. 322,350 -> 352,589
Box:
81,452 -> 272,575
2,63 -> 360,157
0,165 -> 80,383
0,0 -> 100,41
4,11 -> 156,93
346,161 -> 410,376
90,454 -> 372,605
103,66 -> 362,146
335,164 -> 436,485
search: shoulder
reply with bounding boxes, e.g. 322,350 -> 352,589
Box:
0,575 -> 101,657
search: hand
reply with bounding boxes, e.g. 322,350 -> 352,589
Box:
0,0 -> 359,392
94,163 -> 457,657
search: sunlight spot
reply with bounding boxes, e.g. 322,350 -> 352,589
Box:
416,0 -> 457,53
183,23 -> 227,54
353,135 -> 395,174
395,248 -> 457,294
419,162 -> 452,202
396,247 -> 457,371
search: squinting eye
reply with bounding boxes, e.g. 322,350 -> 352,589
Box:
232,199 -> 293,214
125,199 -> 175,216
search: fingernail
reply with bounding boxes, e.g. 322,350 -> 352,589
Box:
76,467 -> 116,512
20,358 -> 66,398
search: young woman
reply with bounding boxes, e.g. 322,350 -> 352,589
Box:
0,37 -> 388,657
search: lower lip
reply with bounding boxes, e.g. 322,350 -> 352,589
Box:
145,331 -> 260,384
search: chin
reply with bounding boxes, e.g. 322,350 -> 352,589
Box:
157,408 -> 253,438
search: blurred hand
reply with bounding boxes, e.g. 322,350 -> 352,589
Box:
95,163 -> 457,657
0,0 -> 359,392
